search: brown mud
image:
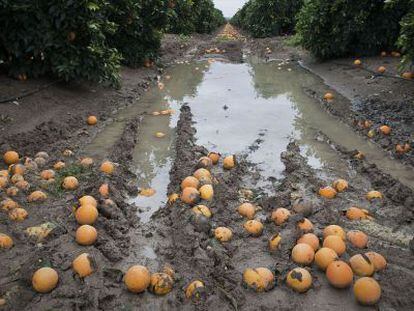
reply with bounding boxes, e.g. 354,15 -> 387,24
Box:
1,26 -> 414,310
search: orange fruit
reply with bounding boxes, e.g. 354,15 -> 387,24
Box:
15,180 -> 30,190
99,183 -> 109,197
207,152 -> 221,164
347,230 -> 368,249
346,207 -> 369,220
185,280 -> 204,299
79,195 -> 97,208
1,198 -> 19,211
291,243 -> 315,265
319,186 -> 337,199
73,253 -> 95,278
0,177 -> 8,189
366,190 -> 382,201
297,233 -> 320,251
27,190 -> 47,202
32,267 -> 59,293
3,151 -> 19,165
40,169 -> 55,180
193,168 -> 211,180
268,233 -> 282,251
353,277 -> 381,305
314,247 -> 338,271
0,233 -> 13,249
223,155 -> 236,169
80,157 -> 94,167
323,225 -> 346,240
286,267 -> 312,293
402,72 -> 413,79
149,273 -> 174,295
10,174 -> 24,184
75,204 -> 98,225
297,218 -> 313,232
243,220 -> 263,237
100,161 -> 114,174
124,265 -> 151,293
53,161 -> 65,170
9,164 -> 25,175
323,93 -> 334,100
214,227 -> 232,242
197,156 -> 213,169
349,254 -> 375,276
34,157 -> 46,167
377,66 -> 386,74
199,184 -> 213,201
191,205 -> 212,218
6,186 -> 19,197
326,261 -> 353,288
75,225 -> 98,246
379,125 -> 391,135
271,208 -> 290,225
62,176 -> 79,190
181,176 -> 199,190
243,267 -> 275,292
332,179 -> 348,192
365,252 -> 387,271
181,187 -> 200,205
9,208 -> 28,221
237,202 -> 256,219
323,235 -> 346,256
87,116 -> 98,125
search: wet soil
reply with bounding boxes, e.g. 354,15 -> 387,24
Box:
1,26 -> 414,310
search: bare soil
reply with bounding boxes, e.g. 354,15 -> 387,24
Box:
1,28 -> 414,310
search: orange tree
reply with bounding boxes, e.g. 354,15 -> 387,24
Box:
107,0 -> 168,67
296,0 -> 411,59
0,0 -> 169,86
230,0 -> 303,38
166,0 -> 225,35
398,1 -> 414,68
0,0 -> 121,86
166,0 -> 196,34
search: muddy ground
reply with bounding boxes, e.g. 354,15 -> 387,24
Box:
1,26 -> 414,310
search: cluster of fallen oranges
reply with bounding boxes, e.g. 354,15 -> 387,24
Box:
356,119 -> 411,155
0,150 -> 82,226
323,93 -> 411,155
0,148 -> 124,293
0,146 -> 199,298
353,54 -> 413,79
236,181 -> 384,305
173,150 -> 387,305
217,23 -> 241,41
1,150 -> 387,304
239,179 -> 385,305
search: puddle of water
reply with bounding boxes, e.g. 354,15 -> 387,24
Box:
177,60 -> 414,189
142,245 -> 157,259
86,58 -> 414,222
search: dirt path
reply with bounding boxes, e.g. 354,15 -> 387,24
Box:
1,26 -> 414,310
